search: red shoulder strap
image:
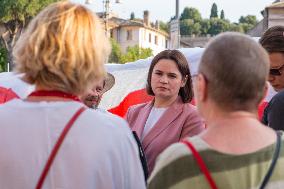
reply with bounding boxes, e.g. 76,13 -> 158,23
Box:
36,106 -> 87,189
181,140 -> 218,189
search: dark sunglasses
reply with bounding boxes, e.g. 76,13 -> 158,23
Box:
270,64 -> 284,76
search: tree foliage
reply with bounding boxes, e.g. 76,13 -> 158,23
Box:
0,0 -> 59,69
180,7 -> 202,23
220,10 -> 225,19
120,45 -> 153,64
0,47 -> 8,72
210,3 -> 218,18
238,15 -> 258,33
130,12 -> 135,20
109,38 -> 122,63
208,18 -> 230,35
239,15 -> 258,25
180,19 -> 201,36
159,21 -> 169,33
178,5 -> 258,37
109,39 -> 153,64
200,19 -> 211,35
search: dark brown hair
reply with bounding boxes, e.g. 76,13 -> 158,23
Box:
259,25 -> 284,53
146,50 -> 193,103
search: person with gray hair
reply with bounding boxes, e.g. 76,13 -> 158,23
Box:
148,32 -> 284,189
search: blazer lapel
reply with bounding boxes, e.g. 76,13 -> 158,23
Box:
132,102 -> 153,139
142,97 -> 184,150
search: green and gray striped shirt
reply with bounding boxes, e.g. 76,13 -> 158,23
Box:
148,133 -> 284,189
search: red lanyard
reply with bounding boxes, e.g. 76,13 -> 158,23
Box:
181,140 -> 218,189
36,106 -> 86,189
28,90 -> 81,102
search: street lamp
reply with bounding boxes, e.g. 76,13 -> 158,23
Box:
176,0 -> 180,49
85,0 -> 122,35
170,0 -> 180,49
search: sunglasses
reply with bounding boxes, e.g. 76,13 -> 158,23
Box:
269,64 -> 284,76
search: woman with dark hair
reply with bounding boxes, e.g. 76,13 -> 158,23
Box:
126,50 -> 205,174
148,32 -> 284,189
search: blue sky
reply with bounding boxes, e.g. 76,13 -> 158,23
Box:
72,0 -> 274,23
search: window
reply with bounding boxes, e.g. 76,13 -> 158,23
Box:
127,30 -> 133,40
155,35 -> 158,45
110,29 -> 114,38
149,33 -> 151,43
165,39 -> 168,48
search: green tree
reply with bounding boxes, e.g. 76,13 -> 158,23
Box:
130,12 -> 135,20
238,15 -> 258,33
208,18 -> 230,35
109,38 -> 122,63
0,0 -> 59,70
120,45 -> 153,64
239,15 -> 258,25
239,23 -> 254,33
0,47 -> 8,72
229,23 -> 244,33
200,19 -> 211,35
220,10 -> 225,19
159,21 -> 169,33
180,19 -> 201,36
210,3 -> 218,18
180,7 -> 202,23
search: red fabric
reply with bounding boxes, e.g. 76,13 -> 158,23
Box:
29,90 -> 81,102
258,101 -> 268,120
108,88 -> 154,117
36,107 -> 86,189
108,87 -> 267,121
181,140 -> 218,189
0,87 -> 19,104
108,88 -> 198,118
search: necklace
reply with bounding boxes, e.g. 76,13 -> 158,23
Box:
28,90 -> 81,102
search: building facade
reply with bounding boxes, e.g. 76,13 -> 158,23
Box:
105,11 -> 169,55
248,0 -> 284,37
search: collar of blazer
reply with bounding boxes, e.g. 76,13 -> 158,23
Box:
141,96 -> 184,149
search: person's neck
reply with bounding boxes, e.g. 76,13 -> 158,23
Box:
27,86 -> 80,102
153,95 -> 178,108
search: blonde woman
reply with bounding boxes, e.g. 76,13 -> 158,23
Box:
0,2 -> 145,189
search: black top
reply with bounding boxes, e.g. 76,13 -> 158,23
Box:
262,90 -> 284,131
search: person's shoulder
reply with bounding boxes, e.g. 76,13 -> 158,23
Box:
149,136 -> 208,181
153,136 -> 207,168
129,102 -> 150,110
126,102 -> 151,117
83,108 -> 132,134
181,103 -> 201,117
272,90 -> 284,102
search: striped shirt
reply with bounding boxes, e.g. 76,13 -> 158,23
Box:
148,133 -> 284,189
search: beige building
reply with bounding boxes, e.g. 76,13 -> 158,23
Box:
102,11 -> 169,55
248,0 -> 284,37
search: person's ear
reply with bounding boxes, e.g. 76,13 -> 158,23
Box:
197,74 -> 208,102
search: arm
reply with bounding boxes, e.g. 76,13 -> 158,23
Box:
180,106 -> 205,140
267,94 -> 284,131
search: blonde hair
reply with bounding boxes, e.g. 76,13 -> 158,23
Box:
13,1 -> 110,95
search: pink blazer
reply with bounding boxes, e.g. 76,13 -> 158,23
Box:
126,97 -> 205,174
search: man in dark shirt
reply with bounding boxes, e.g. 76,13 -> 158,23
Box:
262,90 -> 284,130
260,26 -> 284,130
